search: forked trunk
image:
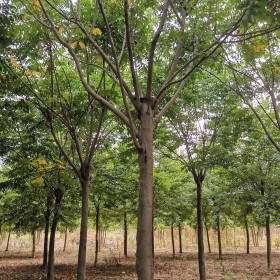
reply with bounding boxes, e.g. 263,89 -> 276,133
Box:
47,191 -> 63,280
124,212 -> 128,257
196,181 -> 206,280
94,204 -> 100,267
77,172 -> 90,280
136,100 -> 154,280
245,217 -> 250,254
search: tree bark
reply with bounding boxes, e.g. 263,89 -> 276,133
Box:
43,196 -> 52,267
245,217 -> 250,254
94,204 -> 100,267
251,227 -> 257,247
204,221 -> 211,253
196,181 -> 206,280
136,99 -> 154,280
32,229 -> 36,258
260,182 -> 271,269
77,169 -> 90,280
217,214 -> 222,260
5,230 -> 11,252
63,227 -> 68,252
47,190 -> 63,280
178,224 -> 183,254
124,212 -> 128,257
266,215 -> 271,269
171,224 -> 175,259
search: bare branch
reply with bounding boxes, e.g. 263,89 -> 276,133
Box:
201,67 -> 280,153
124,0 -> 141,104
48,119 -> 81,177
154,7 -> 186,111
146,0 -> 170,99
86,106 -> 105,164
154,78 -> 187,124
97,0 -> 141,150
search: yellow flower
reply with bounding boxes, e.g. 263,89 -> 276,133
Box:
70,41 -> 77,48
93,27 -> 102,36
24,70 -> 41,77
33,0 -> 41,11
10,55 -> 21,69
31,176 -> 44,185
96,54 -> 103,61
78,41 -> 86,49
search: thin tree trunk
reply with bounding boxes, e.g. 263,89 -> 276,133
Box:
266,215 -> 271,269
5,230 -> 11,252
196,181 -> 206,280
217,214 -> 222,260
47,191 -> 63,280
63,227 -> 68,252
43,196 -> 52,268
178,224 -> 183,254
245,217 -> 250,254
32,230 -> 36,258
171,224 -> 175,259
98,224 -> 101,252
124,212 -> 128,257
94,204 -> 99,267
136,100 -> 154,280
77,173 -> 90,280
260,182 -> 271,269
204,221 -> 211,253
251,227 -> 257,247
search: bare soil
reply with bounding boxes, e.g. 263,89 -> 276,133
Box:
1,228 -> 280,280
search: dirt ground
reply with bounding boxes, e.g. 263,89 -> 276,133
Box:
1,228 -> 280,279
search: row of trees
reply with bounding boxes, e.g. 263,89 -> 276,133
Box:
0,0 -> 280,280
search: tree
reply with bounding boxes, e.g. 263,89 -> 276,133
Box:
4,1 -> 278,279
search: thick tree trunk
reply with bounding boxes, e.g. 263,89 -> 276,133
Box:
196,181 -> 206,280
94,204 -> 100,267
178,224 -> 183,254
32,230 -> 36,258
136,100 -> 154,280
124,212 -> 128,257
63,227 -> 68,252
43,196 -> 52,267
217,214 -> 222,260
245,217 -> 250,254
204,221 -> 211,253
77,171 -> 90,280
171,224 -> 175,259
5,230 -> 11,252
47,191 -> 63,280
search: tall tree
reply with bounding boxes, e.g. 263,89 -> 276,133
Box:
4,1 -> 278,279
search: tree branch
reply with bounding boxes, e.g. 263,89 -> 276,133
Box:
146,0 -> 170,99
